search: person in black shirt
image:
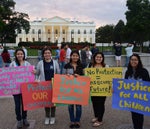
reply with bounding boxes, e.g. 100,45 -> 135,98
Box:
64,50 -> 83,128
125,54 -> 150,129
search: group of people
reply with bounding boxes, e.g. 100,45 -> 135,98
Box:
114,42 -> 134,67
0,45 -> 27,68
1,43 -> 149,129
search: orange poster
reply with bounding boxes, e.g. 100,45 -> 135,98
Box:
21,81 -> 53,110
52,74 -> 90,105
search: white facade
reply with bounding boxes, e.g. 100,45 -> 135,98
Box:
16,16 -> 96,45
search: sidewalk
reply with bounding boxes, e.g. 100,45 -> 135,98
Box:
0,97 -> 150,129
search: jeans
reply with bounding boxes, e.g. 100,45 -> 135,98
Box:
68,105 -> 82,122
0,56 -> 3,68
131,112 -> 144,129
60,61 -> 65,74
125,56 -> 130,67
13,94 -> 27,121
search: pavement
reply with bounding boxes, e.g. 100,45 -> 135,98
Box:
0,67 -> 150,129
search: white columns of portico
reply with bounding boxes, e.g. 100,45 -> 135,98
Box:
59,26 -> 62,43
51,26 -> 54,43
43,26 -> 46,41
68,28 -> 71,42
93,30 -> 95,43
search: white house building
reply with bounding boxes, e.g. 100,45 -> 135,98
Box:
16,16 -> 96,45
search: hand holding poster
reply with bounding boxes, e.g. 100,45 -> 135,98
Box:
52,74 -> 90,105
85,67 -> 122,96
0,66 -> 35,96
21,81 -> 53,110
112,78 -> 150,116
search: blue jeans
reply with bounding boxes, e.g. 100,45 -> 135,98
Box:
0,56 -> 3,68
125,56 -> 130,67
60,61 -> 65,74
13,94 -> 27,121
68,105 -> 82,122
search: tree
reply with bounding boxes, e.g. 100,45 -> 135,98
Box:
96,25 -> 114,43
0,0 -> 30,44
113,20 -> 125,43
125,0 -> 150,51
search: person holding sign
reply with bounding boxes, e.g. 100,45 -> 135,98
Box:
35,48 -> 60,125
64,50 -> 84,128
87,52 -> 109,127
9,48 -> 31,129
125,54 -> 150,129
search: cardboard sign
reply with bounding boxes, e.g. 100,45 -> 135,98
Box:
0,66 -> 35,96
21,81 -> 53,110
85,67 -> 123,96
112,78 -> 150,116
52,74 -> 90,105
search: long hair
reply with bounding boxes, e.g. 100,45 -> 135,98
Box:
91,52 -> 106,67
126,53 -> 143,79
14,48 -> 25,66
69,50 -> 81,66
42,47 -> 52,60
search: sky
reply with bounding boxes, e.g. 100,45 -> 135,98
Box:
14,0 -> 127,28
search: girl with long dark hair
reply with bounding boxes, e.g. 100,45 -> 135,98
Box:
64,50 -> 84,128
35,48 -> 60,125
10,48 -> 31,129
88,52 -> 109,127
125,54 -> 150,129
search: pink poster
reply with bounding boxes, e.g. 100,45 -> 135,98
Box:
0,66 -> 35,96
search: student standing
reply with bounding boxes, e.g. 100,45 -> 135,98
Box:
64,50 -> 84,128
9,48 -> 31,129
114,42 -> 122,67
59,44 -> 66,74
125,43 -> 134,67
1,48 -> 11,67
87,52 -> 108,127
125,54 -> 150,129
35,48 -> 60,125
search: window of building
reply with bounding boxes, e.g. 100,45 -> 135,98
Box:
26,38 -> 28,42
63,30 -> 65,34
84,38 -> 86,42
71,30 -> 74,34
78,38 -> 80,43
48,29 -> 50,34
32,29 -> 35,34
55,30 -> 58,34
19,38 -> 22,42
38,38 -> 41,42
90,29 -> 92,34
48,38 -> 51,42
63,38 -> 65,42
78,30 -> 80,34
71,38 -> 74,43
38,29 -> 41,34
90,38 -> 92,43
32,38 -> 35,42
84,30 -> 86,34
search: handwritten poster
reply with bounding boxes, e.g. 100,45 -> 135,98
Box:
85,67 -> 123,96
0,66 -> 35,96
21,81 -> 53,110
112,78 -> 150,116
52,74 -> 90,105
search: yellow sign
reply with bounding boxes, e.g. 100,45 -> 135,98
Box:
85,67 -> 123,96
